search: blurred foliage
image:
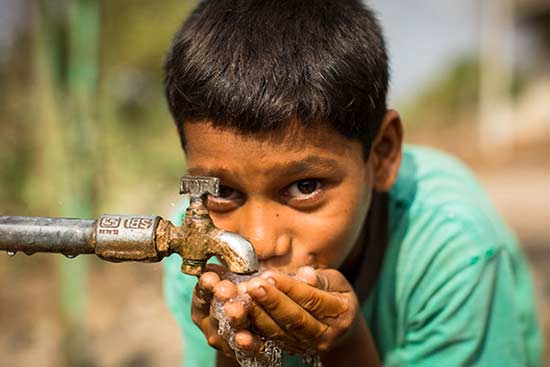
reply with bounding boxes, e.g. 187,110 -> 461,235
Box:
0,24 -> 33,215
401,56 -> 528,131
0,0 -> 198,219
1,2 -> 198,364
401,57 -> 481,130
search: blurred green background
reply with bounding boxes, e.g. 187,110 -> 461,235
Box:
1,1 -> 194,365
0,0 -> 548,365
1,0 -> 191,217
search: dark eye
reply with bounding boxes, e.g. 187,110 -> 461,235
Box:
287,179 -> 322,198
217,185 -> 236,199
207,185 -> 242,212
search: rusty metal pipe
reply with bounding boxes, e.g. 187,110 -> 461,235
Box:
0,215 -> 162,261
0,216 -> 95,256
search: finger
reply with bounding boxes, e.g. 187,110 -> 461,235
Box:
213,280 -> 238,302
224,300 -> 249,329
237,284 -> 303,352
233,330 -> 263,354
248,303 -> 304,355
246,277 -> 329,343
237,283 -> 288,342
260,270 -> 347,319
249,301 -> 294,342
199,271 -> 221,294
193,272 -> 221,315
295,266 -> 318,286
233,330 -> 302,359
250,305 -> 308,354
300,267 -> 352,293
200,312 -> 235,358
192,286 -> 212,317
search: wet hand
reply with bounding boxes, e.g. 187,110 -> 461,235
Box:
191,265 -> 262,359
240,266 -> 361,354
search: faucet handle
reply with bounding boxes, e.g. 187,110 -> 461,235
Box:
180,175 -> 220,198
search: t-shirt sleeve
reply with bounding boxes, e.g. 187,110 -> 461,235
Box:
385,211 -> 531,367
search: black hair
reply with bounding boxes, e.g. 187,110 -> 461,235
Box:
164,0 -> 389,157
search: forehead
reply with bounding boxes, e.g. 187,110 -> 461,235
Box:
183,121 -> 365,171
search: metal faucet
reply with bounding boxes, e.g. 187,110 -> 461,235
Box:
0,176 -> 259,276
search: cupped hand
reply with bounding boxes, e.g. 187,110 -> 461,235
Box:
239,266 -> 361,354
191,264 -> 262,360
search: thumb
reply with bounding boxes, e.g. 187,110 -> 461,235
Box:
296,266 -> 352,292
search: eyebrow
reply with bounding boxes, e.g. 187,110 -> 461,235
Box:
187,155 -> 341,179
274,156 -> 340,177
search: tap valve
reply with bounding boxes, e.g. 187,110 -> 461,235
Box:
166,175 -> 259,276
180,175 -> 220,202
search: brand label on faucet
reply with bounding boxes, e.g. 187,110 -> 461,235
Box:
96,215 -> 160,262
99,216 -> 121,229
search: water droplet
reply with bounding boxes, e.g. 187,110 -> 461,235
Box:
303,354 -> 323,367
212,271 -> 283,367
64,254 -> 77,259
170,202 -> 176,207
7,251 -> 16,257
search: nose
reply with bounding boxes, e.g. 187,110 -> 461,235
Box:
237,199 -> 291,261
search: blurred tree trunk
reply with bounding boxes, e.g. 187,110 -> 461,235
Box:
479,0 -> 515,156
31,0 -> 100,365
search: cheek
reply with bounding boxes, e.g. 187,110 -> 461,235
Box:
293,198 -> 368,268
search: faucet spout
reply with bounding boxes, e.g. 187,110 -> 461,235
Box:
209,231 -> 259,274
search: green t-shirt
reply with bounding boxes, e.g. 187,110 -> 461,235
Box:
163,145 -> 543,366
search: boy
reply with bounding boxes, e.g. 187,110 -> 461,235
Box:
162,0 -> 543,366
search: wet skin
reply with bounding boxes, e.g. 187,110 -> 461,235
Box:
184,110 -> 403,365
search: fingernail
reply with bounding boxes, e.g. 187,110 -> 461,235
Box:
235,332 -> 252,349
238,283 -> 247,295
296,266 -> 318,286
235,336 -> 244,348
251,285 -> 266,299
260,271 -> 277,285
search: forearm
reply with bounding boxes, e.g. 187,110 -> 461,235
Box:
320,316 -> 380,366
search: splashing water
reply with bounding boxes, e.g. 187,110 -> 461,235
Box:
212,271 -> 283,367
212,272 -> 323,367
302,353 -> 323,367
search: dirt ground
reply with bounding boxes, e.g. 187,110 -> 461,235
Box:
0,147 -> 548,367
0,258 -> 182,366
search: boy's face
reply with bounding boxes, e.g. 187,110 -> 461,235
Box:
184,120 -> 379,274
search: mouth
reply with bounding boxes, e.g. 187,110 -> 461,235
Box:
257,261 -> 296,276
258,257 -> 320,277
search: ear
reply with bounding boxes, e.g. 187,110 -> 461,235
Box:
370,110 -> 403,192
